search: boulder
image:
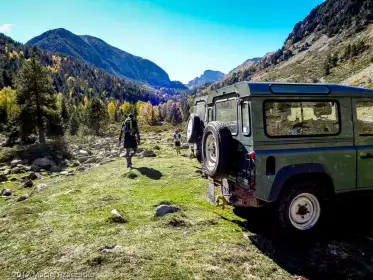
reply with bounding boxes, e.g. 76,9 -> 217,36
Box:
33,157 -> 55,168
76,166 -> 87,172
10,178 -> 17,182
0,174 -> 8,183
72,161 -> 80,167
60,171 -> 69,176
17,194 -> 29,202
28,172 -> 42,180
50,165 -> 62,173
153,145 -> 161,150
22,179 -> 33,188
181,143 -> 189,149
3,169 -> 11,175
110,209 -> 127,223
142,150 -> 156,157
79,150 -> 89,156
10,159 -> 23,168
31,165 -> 41,172
155,205 -> 180,217
0,188 -> 11,196
120,152 -> 126,158
136,148 -> 144,153
11,167 -> 23,174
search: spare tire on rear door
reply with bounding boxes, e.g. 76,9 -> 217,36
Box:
202,121 -> 232,178
187,114 -> 203,144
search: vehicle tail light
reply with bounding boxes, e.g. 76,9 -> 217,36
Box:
249,151 -> 255,160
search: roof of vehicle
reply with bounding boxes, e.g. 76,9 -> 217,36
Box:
197,82 -> 373,104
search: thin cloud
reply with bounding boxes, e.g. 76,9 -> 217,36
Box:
0,24 -> 13,33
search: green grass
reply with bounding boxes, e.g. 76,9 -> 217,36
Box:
0,137 -> 288,280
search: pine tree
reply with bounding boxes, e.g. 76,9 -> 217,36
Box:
15,56 -> 59,143
69,110 -> 80,135
60,95 -> 70,127
86,97 -> 109,135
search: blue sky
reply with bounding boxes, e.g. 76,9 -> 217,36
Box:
1,0 -> 323,83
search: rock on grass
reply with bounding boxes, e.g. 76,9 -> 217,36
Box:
110,209 -> 127,223
0,188 -> 11,196
17,194 -> 29,202
155,204 -> 181,217
22,179 -> 33,188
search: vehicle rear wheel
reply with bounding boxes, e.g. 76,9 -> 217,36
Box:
278,181 -> 325,234
186,114 -> 203,144
202,121 -> 232,178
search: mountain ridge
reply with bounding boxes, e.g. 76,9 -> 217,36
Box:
187,70 -> 224,89
27,28 -> 186,89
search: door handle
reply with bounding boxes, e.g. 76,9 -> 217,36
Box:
361,153 -> 373,160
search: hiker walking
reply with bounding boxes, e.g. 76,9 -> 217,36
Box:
174,129 -> 181,155
119,113 -> 140,168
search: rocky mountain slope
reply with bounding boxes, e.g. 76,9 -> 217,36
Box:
203,0 -> 373,94
27,28 -> 186,89
187,70 -> 224,89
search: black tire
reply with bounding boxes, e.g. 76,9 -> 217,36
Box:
201,121 -> 232,178
186,114 -> 203,144
278,180 -> 327,234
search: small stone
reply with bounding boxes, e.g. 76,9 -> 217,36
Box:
142,150 -> 156,157
181,143 -> 189,149
60,171 -> 69,176
100,245 -> 122,253
10,159 -> 22,168
3,169 -> 11,175
155,205 -> 180,217
31,165 -> 41,172
28,172 -> 42,180
11,167 -> 22,174
30,184 -> 47,196
79,150 -> 89,156
153,145 -> 161,150
50,165 -> 62,173
0,188 -> 11,196
22,179 -> 33,188
110,209 -> 127,223
120,152 -> 126,158
0,174 -> 8,183
17,194 -> 29,202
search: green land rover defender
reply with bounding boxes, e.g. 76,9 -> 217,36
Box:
186,82 -> 373,233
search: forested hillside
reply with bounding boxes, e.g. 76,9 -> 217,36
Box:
0,33 -> 168,104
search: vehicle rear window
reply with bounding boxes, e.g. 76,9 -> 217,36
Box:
215,99 -> 237,134
357,102 -> 373,135
242,102 -> 251,136
195,102 -> 206,120
264,101 -> 340,137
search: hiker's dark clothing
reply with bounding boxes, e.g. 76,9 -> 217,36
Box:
174,133 -> 181,147
119,118 -> 140,149
119,117 -> 140,168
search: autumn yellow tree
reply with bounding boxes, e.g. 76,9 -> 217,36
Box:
139,102 -> 155,125
107,100 -> 116,122
120,101 -> 133,118
0,87 -> 19,124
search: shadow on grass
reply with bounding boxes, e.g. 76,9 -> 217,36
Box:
132,167 -> 163,180
224,197 -> 373,280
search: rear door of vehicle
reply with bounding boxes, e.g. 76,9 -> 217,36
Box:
353,98 -> 373,189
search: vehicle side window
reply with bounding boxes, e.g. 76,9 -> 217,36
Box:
215,99 -> 237,134
264,101 -> 340,137
357,102 -> 373,135
242,102 -> 250,136
196,102 -> 206,121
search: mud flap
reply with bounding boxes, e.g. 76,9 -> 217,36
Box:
206,181 -> 215,204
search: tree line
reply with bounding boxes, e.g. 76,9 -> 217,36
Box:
0,55 -> 193,146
